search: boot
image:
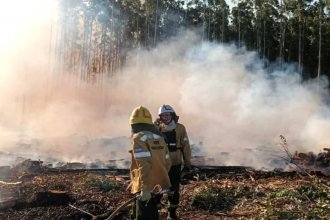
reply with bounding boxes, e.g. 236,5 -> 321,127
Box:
167,207 -> 179,220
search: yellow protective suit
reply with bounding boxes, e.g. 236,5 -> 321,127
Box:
158,122 -> 191,167
130,131 -> 172,194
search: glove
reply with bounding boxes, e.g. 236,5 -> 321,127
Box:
140,189 -> 151,202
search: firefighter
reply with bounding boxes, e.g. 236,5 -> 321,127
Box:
155,104 -> 192,220
129,106 -> 172,220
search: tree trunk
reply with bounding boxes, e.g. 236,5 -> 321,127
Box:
317,3 -> 322,82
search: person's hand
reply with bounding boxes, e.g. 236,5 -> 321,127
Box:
140,189 -> 151,201
154,118 -> 161,126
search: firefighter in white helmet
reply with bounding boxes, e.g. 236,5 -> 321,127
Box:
155,104 -> 192,220
129,106 -> 172,220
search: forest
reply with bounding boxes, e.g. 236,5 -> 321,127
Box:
53,0 -> 330,83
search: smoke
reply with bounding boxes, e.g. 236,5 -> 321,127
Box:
115,33 -> 330,168
0,1 -> 330,169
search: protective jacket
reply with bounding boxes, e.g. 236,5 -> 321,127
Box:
130,131 -> 172,194
158,122 -> 191,167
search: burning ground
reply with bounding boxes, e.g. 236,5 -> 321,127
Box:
2,30 -> 330,170
0,154 -> 329,220
0,2 -> 330,219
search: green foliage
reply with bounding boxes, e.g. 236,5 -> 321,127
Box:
265,183 -> 330,219
268,188 -> 300,199
190,181 -> 329,219
273,210 -> 302,220
191,185 -> 238,211
296,183 -> 329,201
84,176 -> 122,193
57,0 -> 330,80
192,185 -> 251,211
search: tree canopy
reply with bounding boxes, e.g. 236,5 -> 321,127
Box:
54,0 -> 330,82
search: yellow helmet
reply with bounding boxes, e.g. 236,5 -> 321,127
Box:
129,106 -> 153,125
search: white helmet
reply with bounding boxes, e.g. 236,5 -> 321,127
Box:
158,104 -> 176,115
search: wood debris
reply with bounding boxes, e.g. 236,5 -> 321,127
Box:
0,154 -> 329,219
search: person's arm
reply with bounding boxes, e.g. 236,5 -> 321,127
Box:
180,125 -> 192,168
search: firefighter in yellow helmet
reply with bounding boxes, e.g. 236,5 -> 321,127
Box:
155,104 -> 192,220
129,106 -> 172,220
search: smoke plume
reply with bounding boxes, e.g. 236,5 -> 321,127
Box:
0,1 -> 329,169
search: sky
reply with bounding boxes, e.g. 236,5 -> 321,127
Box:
225,0 -> 234,8
0,0 -> 330,169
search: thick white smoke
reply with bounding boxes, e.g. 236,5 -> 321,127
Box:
114,32 -> 330,168
0,1 -> 329,169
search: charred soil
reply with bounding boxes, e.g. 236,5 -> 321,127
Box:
0,167 -> 329,220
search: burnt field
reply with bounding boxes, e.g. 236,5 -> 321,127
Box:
0,162 -> 329,220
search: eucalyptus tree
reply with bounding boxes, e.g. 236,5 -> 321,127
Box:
254,0 -> 280,64
123,0 -> 145,49
207,0 -> 230,42
230,1 -> 241,47
87,0 -> 113,81
56,0 -> 85,81
300,0 -> 326,79
116,0 -> 145,58
185,0 -> 206,27
276,0 -> 286,69
317,1 -> 325,80
77,0 -> 99,82
56,0 -> 108,82
218,0 -> 230,42
283,0 -> 314,78
155,0 -> 159,45
231,0 -> 255,49
313,0 -> 330,79
52,1 -> 151,81
322,1 -> 330,76
156,0 -> 186,42
142,0 -> 161,47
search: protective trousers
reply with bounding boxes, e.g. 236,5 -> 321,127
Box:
131,194 -> 162,220
168,164 -> 181,207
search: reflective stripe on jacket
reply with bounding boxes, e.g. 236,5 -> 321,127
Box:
130,131 -> 172,194
159,123 -> 192,167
